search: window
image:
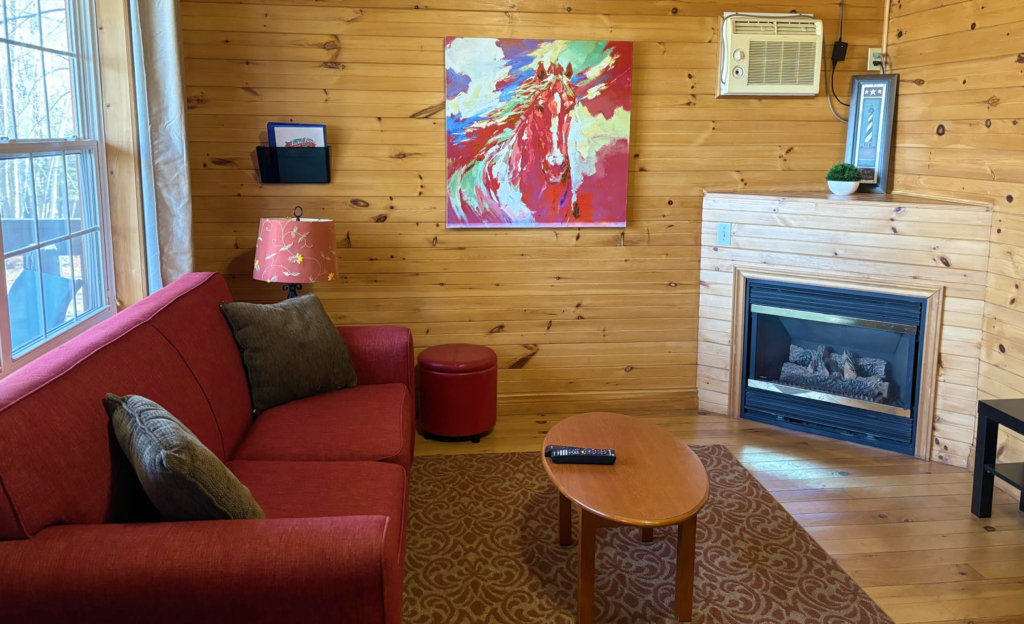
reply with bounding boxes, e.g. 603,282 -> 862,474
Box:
0,0 -> 114,374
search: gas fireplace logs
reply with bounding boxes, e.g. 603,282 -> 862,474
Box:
780,345 -> 890,402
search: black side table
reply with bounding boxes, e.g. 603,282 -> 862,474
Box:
971,399 -> 1024,517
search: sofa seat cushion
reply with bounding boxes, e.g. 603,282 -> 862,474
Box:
227,459 -> 408,560
232,384 -> 413,469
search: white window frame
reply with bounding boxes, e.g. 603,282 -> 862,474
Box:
0,0 -> 116,377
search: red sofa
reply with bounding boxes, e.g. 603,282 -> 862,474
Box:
0,272 -> 414,624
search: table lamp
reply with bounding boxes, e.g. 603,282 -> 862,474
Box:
253,206 -> 338,299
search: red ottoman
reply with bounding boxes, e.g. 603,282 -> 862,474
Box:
418,344 -> 497,442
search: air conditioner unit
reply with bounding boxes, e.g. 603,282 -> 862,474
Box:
717,13 -> 823,97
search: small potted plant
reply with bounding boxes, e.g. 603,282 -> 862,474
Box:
826,163 -> 862,195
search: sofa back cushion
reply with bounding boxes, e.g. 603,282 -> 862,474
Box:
144,274 -> 254,455
0,324 -> 219,539
0,273 -> 251,540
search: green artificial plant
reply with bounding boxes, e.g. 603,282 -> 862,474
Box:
826,163 -> 862,182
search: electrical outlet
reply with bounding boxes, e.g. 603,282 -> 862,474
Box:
867,47 -> 883,71
716,222 -> 732,246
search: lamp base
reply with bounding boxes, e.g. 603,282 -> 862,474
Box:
283,283 -> 303,299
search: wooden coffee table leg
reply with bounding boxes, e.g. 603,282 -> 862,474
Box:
675,515 -> 698,622
641,527 -> 654,542
559,491 -> 573,546
578,509 -> 597,624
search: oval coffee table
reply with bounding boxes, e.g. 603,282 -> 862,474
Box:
542,412 -> 709,623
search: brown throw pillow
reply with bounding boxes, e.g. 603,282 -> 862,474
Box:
105,394 -> 265,521
220,294 -> 357,414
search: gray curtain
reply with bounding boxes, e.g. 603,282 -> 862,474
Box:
131,0 -> 193,290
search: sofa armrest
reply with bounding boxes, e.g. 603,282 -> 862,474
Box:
0,516 -> 400,624
338,325 -> 414,394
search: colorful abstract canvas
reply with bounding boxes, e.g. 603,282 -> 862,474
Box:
445,38 -> 633,228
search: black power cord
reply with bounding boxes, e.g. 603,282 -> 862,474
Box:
830,65 -> 849,107
829,0 -> 850,107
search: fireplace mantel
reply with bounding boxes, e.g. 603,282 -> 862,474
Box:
698,191 -> 994,466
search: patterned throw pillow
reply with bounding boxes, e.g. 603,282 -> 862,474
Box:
105,394 -> 265,521
220,294 -> 357,414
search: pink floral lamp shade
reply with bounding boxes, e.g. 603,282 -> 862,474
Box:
253,217 -> 338,286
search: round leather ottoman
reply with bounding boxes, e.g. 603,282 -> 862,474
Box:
418,344 -> 497,443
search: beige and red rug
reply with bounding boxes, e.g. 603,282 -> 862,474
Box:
403,445 -> 894,624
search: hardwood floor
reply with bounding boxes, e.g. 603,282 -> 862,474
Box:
415,411 -> 1024,624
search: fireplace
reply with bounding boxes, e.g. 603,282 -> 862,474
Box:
741,279 -> 927,455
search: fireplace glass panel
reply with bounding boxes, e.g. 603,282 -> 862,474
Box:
742,279 -> 926,455
749,311 -> 918,413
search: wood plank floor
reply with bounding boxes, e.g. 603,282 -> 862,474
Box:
415,411 -> 1024,624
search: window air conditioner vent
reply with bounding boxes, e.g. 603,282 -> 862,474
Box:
734,20 -> 776,34
776,21 -> 820,35
748,40 -> 819,86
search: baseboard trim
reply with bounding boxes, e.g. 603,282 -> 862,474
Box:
497,388 -> 697,417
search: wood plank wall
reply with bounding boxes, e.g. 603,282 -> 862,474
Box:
183,0 -> 882,418
887,0 -> 1024,471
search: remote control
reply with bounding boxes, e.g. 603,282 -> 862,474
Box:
549,446 -> 616,465
544,445 -> 576,457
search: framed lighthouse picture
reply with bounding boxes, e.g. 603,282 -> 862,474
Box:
845,74 -> 899,194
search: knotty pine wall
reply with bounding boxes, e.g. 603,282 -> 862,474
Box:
887,0 -> 1024,471
184,1 -> 882,418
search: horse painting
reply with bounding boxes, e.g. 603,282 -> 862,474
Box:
445,38 -> 633,228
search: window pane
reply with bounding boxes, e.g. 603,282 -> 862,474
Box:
44,52 -> 75,138
71,231 -> 103,317
10,45 -> 47,139
40,237 -> 74,333
38,0 -> 69,52
33,153 -> 69,242
0,155 -> 37,251
5,248 -> 44,356
0,45 -> 15,140
66,151 -> 95,232
5,0 -> 41,47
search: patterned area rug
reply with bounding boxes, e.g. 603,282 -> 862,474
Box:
403,445 -> 894,624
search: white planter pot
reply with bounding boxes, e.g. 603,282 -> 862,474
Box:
828,180 -> 861,195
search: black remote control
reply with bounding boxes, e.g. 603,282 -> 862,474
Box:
544,445 -> 576,457
549,446 -> 616,465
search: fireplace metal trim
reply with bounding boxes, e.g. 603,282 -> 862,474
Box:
749,305 -> 925,336
747,379 -> 913,418
749,304 -> 919,335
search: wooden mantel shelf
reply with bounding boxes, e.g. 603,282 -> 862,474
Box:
703,190 -> 993,210
697,191 -> 995,468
